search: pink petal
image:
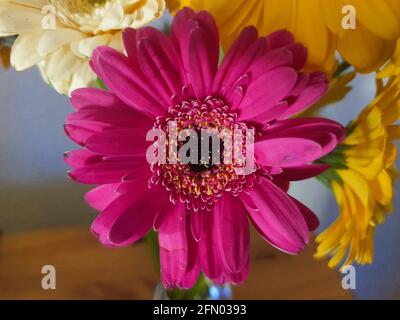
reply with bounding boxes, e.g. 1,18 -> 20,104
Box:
255,137 -> 323,168
172,8 -> 219,99
171,7 -> 196,44
68,160 -> 142,184
108,186 -> 168,246
290,197 -> 320,231
288,73 -> 310,97
178,221 -> 201,289
158,203 -> 189,289
198,210 -> 223,280
122,28 -> 139,69
237,67 -> 297,122
70,88 -> 121,110
137,27 -> 186,103
190,211 -> 206,242
218,38 -> 268,98
213,26 -> 258,93
227,256 -> 250,285
261,117 -> 346,153
68,104 -> 152,129
280,72 -> 328,119
266,30 -> 294,49
240,178 -> 309,254
85,128 -> 150,157
264,117 -> 345,139
85,183 -> 120,211
288,43 -> 308,70
91,46 -> 166,117
221,48 -> 294,108
274,179 -> 290,192
245,47 -> 294,82
64,149 -> 102,168
92,183 -> 167,247
273,164 -> 330,181
187,27 -> 219,98
64,122 -> 109,146
213,256 -> 250,286
214,193 -> 250,273
114,166 -> 152,194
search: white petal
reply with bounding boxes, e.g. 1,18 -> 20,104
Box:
0,4 -> 44,35
69,62 -> 97,94
42,45 -> 81,84
107,31 -> 123,53
37,28 -> 84,56
98,4 -> 125,31
70,34 -> 112,58
11,33 -> 42,70
10,0 -> 48,9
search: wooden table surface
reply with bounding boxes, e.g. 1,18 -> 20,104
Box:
0,227 -> 351,300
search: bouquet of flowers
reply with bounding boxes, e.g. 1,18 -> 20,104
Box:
1,0 -> 399,299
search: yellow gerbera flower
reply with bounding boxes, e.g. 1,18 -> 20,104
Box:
169,0 -> 400,74
315,76 -> 400,268
0,0 -> 166,95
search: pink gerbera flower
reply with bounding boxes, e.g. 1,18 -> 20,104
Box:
64,8 -> 345,289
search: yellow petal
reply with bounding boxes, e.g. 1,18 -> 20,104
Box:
345,108 -> 384,145
290,0 -> 336,73
337,22 -> 396,73
387,124 -> 400,140
349,0 -> 400,40
368,169 -> 393,205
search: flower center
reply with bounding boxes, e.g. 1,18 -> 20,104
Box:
150,97 -> 259,212
47,0 -> 143,32
48,0 -> 107,29
186,131 -> 222,173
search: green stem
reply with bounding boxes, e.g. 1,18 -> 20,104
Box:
333,61 -> 351,78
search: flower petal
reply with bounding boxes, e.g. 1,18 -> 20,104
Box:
137,27 -> 186,103
91,46 -> 166,117
240,178 -> 309,254
214,193 -> 250,273
273,164 -> 330,181
198,210 -> 223,280
158,203 -> 188,289
237,67 -> 297,122
85,128 -> 150,157
255,137 -> 323,168
68,160 -> 142,184
106,185 -> 168,246
85,183 -> 120,211
290,197 -> 320,231
91,182 -> 165,246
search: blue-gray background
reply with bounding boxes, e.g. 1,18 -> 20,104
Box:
0,22 -> 399,298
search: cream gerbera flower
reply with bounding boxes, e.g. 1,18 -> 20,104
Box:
0,0 -> 166,95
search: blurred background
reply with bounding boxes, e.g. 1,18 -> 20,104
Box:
0,34 -> 399,300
